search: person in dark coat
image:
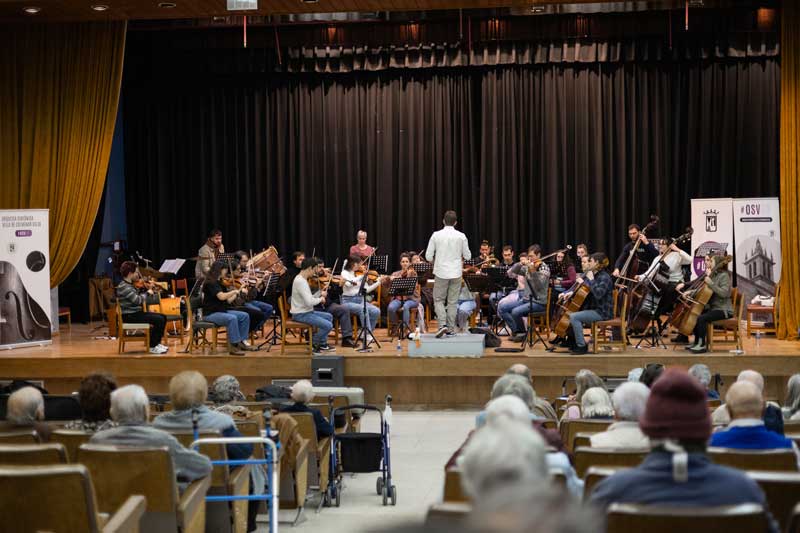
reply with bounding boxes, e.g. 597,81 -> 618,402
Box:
280,379 -> 333,438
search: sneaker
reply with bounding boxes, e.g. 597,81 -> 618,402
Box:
445,330 -> 457,338
570,344 -> 589,355
312,345 -> 323,356
684,341 -> 699,351
341,338 -> 356,348
156,344 -> 169,351
510,332 -> 527,342
238,342 -> 259,352
435,326 -> 448,339
320,344 -> 336,352
228,344 -> 245,355
689,342 -> 707,354
149,347 -> 165,355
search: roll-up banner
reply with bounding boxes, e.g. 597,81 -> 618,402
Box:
732,197 -> 781,305
690,198 -> 734,279
0,209 -> 52,349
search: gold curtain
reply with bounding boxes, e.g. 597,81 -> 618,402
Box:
0,21 -> 127,287
779,4 -> 800,340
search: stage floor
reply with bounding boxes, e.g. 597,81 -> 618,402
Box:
2,323 -> 798,406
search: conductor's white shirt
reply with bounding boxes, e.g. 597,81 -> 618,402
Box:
425,226 -> 471,279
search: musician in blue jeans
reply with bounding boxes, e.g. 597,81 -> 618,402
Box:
290,258 -> 335,355
562,253 -> 614,355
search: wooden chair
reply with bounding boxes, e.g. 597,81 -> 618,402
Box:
573,447 -> 649,478
747,282 -> 779,338
278,293 -> 314,355
171,278 -> 189,297
592,291 -> 629,353
443,467 -> 469,503
745,470 -> 800,532
78,444 -> 211,533
59,306 -> 72,330
606,502 -> 767,533
150,292 -> 185,343
708,398 -> 722,409
116,300 -> 151,354
573,432 -> 594,450
539,419 -> 557,431
51,429 -> 92,462
272,413 -> 310,526
425,502 -> 471,528
707,447 -> 799,472
0,464 -> 146,533
183,295 -> 220,353
170,430 -> 251,533
559,419 -> 614,453
785,420 -> 800,433
0,443 -> 67,465
0,429 -> 39,444
708,289 -> 744,352
530,287 -> 552,336
583,466 -> 620,500
286,412 -> 330,501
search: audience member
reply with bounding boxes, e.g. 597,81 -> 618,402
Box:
710,381 -> 800,467
279,379 -> 333,438
580,387 -> 614,420
590,368 -> 778,533
65,373 -> 118,433
711,370 -> 784,434
209,374 -> 251,419
590,382 -> 650,448
505,365 -> 558,419
562,369 -> 605,421
688,364 -> 719,399
91,385 -> 212,488
6,386 -> 50,442
627,367 -> 643,383
639,363 -> 664,388
783,374 -> 800,421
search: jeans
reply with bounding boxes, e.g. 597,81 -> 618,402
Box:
693,309 -> 731,343
205,310 -> 250,344
496,292 -> 521,330
292,310 -> 333,346
568,309 -> 603,348
341,295 -> 380,332
456,299 -> 477,330
388,299 -> 418,326
123,311 -> 166,348
318,301 -> 353,339
433,276 -> 462,329
245,301 -> 273,330
502,299 -> 546,334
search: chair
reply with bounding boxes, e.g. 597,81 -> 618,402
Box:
707,447 -> 799,472
0,429 -> 39,444
606,502 -> 767,533
59,306 -> 72,330
171,278 -> 189,297
592,291 -> 629,353
0,464 -> 146,533
708,289 -> 744,352
50,429 -> 92,462
708,398 -> 722,409
425,502 -> 471,528
273,413 -> 310,525
530,287 -> 552,336
443,467 -> 469,502
745,470 -> 800,532
559,419 -> 614,453
0,443 -> 67,465
150,292 -> 185,343
539,419 -> 557,431
116,300 -> 151,354
573,432 -> 594,450
573,447 -> 649,478
286,412 -> 330,502
183,295 -> 219,353
78,444 -> 211,533
747,282 -> 779,338
278,293 -> 314,355
583,466 -> 620,500
789,502 -> 800,533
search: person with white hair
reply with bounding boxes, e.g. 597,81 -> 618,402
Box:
711,369 -> 784,434
627,367 -> 644,383
590,382 -> 650,448
562,369 -> 606,421
279,379 -> 333,438
5,386 -> 50,442
783,374 -> 800,421
91,385 -> 212,488
580,387 -> 614,420
688,363 -> 719,399
505,364 -> 558,420
476,374 -> 540,427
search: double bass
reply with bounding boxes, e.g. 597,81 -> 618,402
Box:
670,254 -> 732,336
616,215 -> 659,285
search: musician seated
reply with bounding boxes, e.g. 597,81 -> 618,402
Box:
387,253 -> 420,330
202,261 -> 255,356
488,246 -> 517,310
612,224 -> 658,278
313,260 -> 355,348
477,240 -> 491,262
636,239 -> 692,317
561,253 -> 614,355
278,251 -> 305,302
233,250 -> 274,329
575,244 -> 589,273
550,250 -> 577,294
684,255 -> 733,354
117,261 -> 168,355
456,282 -> 477,333
290,258 -> 335,354
349,230 -> 375,260
500,246 -> 550,341
341,255 -> 383,334
195,228 -> 224,279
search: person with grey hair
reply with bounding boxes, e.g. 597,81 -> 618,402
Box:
91,385 -> 212,489
590,382 -> 650,448
505,364 -> 558,419
6,386 -> 50,442
711,369 -> 784,434
476,374 -> 538,427
562,369 -> 606,421
627,367 -> 644,383
209,375 -> 251,419
279,379 -> 333,438
783,374 -> 800,421
580,387 -> 614,420
688,364 -> 719,399
459,418 -> 549,500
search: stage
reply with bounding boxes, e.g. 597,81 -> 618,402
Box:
1,323 -> 797,407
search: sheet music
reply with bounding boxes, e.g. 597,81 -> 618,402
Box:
158,258 -> 186,274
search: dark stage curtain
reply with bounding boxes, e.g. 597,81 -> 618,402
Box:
123,34 -> 779,265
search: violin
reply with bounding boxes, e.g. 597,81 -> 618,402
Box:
134,276 -> 162,293
354,265 -> 381,283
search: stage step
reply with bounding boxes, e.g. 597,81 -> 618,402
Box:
407,333 -> 485,358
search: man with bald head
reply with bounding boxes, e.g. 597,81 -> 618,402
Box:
711,381 -> 800,467
712,369 -> 784,434
505,364 -> 557,420
5,386 -> 50,442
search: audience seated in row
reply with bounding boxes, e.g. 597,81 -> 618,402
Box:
279,379 -> 334,439
783,373 -> 800,421
589,382 -> 650,448
5,386 -> 50,442
580,387 -> 614,420
639,363 -> 664,388
562,369 -> 606,421
64,372 -> 118,433
711,370 -> 784,435
689,363 -> 720,400
209,374 -> 251,419
506,364 -> 558,419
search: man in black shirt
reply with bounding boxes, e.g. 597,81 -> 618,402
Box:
613,224 -> 658,278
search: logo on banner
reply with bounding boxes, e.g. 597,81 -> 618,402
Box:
693,241 -> 728,277
704,209 -> 719,233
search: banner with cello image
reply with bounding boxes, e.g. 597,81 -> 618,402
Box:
690,198 -> 734,280
0,209 -> 52,349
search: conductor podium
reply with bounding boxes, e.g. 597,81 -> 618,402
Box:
407,333 -> 485,358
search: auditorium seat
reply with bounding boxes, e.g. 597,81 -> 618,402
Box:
78,444 -> 211,533
51,429 -> 92,462
559,419 -> 614,453
425,502 -> 471,528
443,467 -> 469,502
0,443 -> 67,465
789,502 -> 800,533
745,470 -> 800,532
279,437 -> 310,525
286,412 -> 330,504
0,429 -> 39,444
0,464 -> 146,533
583,466 -> 620,500
573,447 -> 649,478
707,447 -> 799,472
573,432 -> 593,450
606,502 -> 767,533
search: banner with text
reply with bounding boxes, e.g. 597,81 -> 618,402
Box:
690,198 -> 734,279
0,209 -> 52,349
732,197 -> 781,305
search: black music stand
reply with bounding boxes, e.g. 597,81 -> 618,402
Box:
356,255 -> 381,352
484,266 -> 515,334
634,278 -> 668,351
412,262 -> 433,280
258,273 -> 282,350
520,277 -> 550,350
371,254 -> 389,274
387,276 -> 418,341
463,274 -> 491,329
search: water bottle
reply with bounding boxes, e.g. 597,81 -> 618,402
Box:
396,339 -> 402,355
755,330 -> 761,348
414,327 -> 421,349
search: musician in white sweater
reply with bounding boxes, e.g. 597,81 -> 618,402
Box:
290,258 -> 335,354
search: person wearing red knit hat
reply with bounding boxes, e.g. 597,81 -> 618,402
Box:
590,368 -> 778,533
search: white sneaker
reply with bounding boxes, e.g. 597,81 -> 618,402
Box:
157,344 -> 168,351
149,347 -> 165,355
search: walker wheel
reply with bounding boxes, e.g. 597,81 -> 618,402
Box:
389,485 -> 397,506
382,485 -> 388,506
334,486 -> 341,507
376,476 -> 384,495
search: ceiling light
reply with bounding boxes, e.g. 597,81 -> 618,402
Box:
158,2 -> 176,8
91,4 -> 109,11
23,6 -> 41,14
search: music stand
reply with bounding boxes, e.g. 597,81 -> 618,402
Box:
371,254 -> 389,274
484,266 -> 516,333
258,273 -> 282,350
412,262 -> 433,280
356,255 -> 381,352
387,276 -> 418,341
520,277 -> 550,350
463,274 -> 491,328
634,279 -> 668,351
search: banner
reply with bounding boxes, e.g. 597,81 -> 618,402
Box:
0,209 -> 52,349
733,198 -> 781,305
690,198 -> 734,279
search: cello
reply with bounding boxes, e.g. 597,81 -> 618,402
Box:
670,254 -> 732,336
552,255 -> 606,338
0,261 -> 51,345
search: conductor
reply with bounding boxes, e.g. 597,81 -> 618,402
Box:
426,210 -> 471,338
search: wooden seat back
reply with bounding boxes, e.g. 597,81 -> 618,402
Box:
170,430 -> 229,487
560,419 -> 613,453
425,502 -> 471,528
51,429 -> 92,462
606,502 -> 766,533
0,429 -> 38,444
708,447 -> 799,472
583,466 -> 621,500
443,467 -> 469,502
0,443 -> 67,465
574,447 -> 649,478
746,471 -> 800,532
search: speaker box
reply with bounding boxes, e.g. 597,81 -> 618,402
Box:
311,356 -> 344,387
